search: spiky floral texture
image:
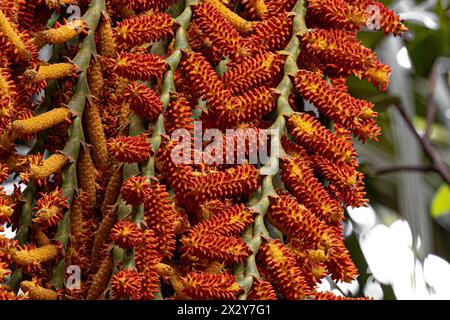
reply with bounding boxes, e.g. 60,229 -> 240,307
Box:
111,269 -> 143,300
32,188 -> 69,228
108,136 -> 152,163
247,279 -> 278,300
103,52 -> 167,81
180,272 -> 241,300
123,82 -> 163,121
110,221 -> 143,249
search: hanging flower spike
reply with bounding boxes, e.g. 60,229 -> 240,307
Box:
204,0 -> 255,34
247,278 -> 278,300
123,82 -> 163,121
293,69 -> 380,141
0,194 -> 14,224
280,156 -> 344,224
29,153 -> 69,184
221,51 -> 285,95
23,63 -> 79,84
311,155 -> 368,208
307,0 -> 368,31
193,3 -> 252,61
135,230 -> 160,300
12,107 -> 71,136
362,59 -> 391,92
97,16 -> 117,57
13,244 -> 61,268
111,269 -> 143,300
114,13 -> 174,50
177,164 -> 260,209
35,18 -> 88,47
267,193 -> 333,250
265,0 -> 297,16
164,93 -> 194,136
326,230 -> 359,282
246,12 -> 293,52
20,281 -> 58,300
120,176 -> 151,207
76,148 -> 97,213
109,0 -> 174,11
83,100 -> 109,168
102,52 -> 167,81
32,187 -> 69,228
281,135 -> 314,167
311,290 -> 371,300
257,240 -> 311,300
189,203 -> 254,237
108,135 -> 152,163
110,221 -> 143,249
287,112 -> 357,166
0,9 -> 33,62
181,231 -> 249,264
0,261 -> 11,282
180,272 -> 242,300
86,254 -> 114,300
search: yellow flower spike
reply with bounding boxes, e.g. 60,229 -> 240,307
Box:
12,107 -> 71,136
87,60 -> 104,99
35,19 -> 88,47
244,0 -> 268,18
86,254 -> 114,300
204,0 -> 256,34
100,166 -> 122,214
30,153 -> 68,181
13,244 -> 59,266
97,17 -> 117,57
20,281 -> 58,300
23,63 -> 79,83
76,149 -> 97,213
84,100 -> 109,168
0,9 -> 31,61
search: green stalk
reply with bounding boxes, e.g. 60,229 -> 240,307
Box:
236,0 -> 307,299
50,0 -> 105,289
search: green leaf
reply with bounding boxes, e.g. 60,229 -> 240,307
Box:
431,184 -> 450,219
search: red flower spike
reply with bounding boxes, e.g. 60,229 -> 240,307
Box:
267,193 -> 334,250
111,269 -> 143,300
189,203 -> 254,237
257,240 -> 312,300
0,194 -> 14,225
294,69 -> 380,141
120,176 -> 151,206
114,13 -> 174,50
181,272 -> 241,300
32,187 -> 69,228
221,52 -> 284,95
281,135 -> 313,166
280,157 -> 344,224
247,13 -> 293,52
108,136 -> 152,163
102,52 -> 167,81
164,93 -> 194,136
110,221 -> 143,249
247,279 -> 278,300
193,3 -> 252,61
287,112 -> 357,166
123,82 -> 163,121
135,230 -> 161,300
110,0 -> 174,11
180,232 -> 249,264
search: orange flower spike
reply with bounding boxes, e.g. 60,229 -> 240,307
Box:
0,163 -> 8,183
0,9 -> 32,61
280,157 -> 344,224
76,148 -> 97,212
267,194 -> 333,250
13,244 -> 61,267
120,176 -> 150,207
110,221 -> 143,249
103,52 -> 167,81
0,195 -> 14,224
24,63 -> 79,83
246,13 -> 293,52
87,59 -> 104,99
86,254 -> 114,300
363,59 -> 391,91
193,3 -> 251,61
123,82 -> 163,121
135,230 -> 160,299
280,135 -> 313,167
181,232 -> 249,264
12,107 -> 71,136
265,0 -> 297,16
97,17 -> 117,57
111,269 -> 143,300
84,100 -> 109,168
326,230 -> 359,282
114,13 -> 174,49
108,136 -> 152,163
307,0 -> 368,31
257,240 -> 312,300
189,204 -> 254,237
35,18 -> 88,47
0,261 -> 11,282
293,69 -> 380,141
179,164 -> 260,207
287,112 -> 357,165
311,291 -> 371,300
164,93 -> 194,136
241,0 -> 268,18
20,281 -> 58,300
204,0 -> 255,34
180,272 -> 242,300
311,155 -> 368,207
221,52 -> 284,95
247,279 -> 277,300
32,187 -> 69,228
30,153 -> 68,182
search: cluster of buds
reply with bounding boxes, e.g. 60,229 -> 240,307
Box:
0,0 -> 405,300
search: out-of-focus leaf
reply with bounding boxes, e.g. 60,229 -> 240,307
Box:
414,116 -> 449,145
370,94 -> 402,112
431,184 -> 450,219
